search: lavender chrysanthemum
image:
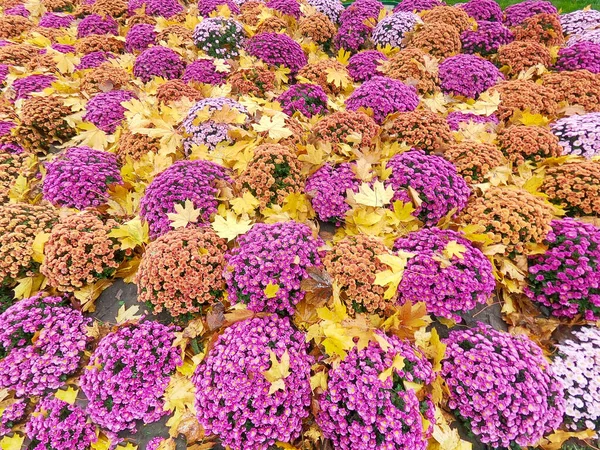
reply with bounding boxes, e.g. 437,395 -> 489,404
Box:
133,46 -> 186,82
306,0 -> 344,22
83,90 -> 136,133
560,9 -> 600,36
371,12 -> 421,48
345,76 -> 419,124
439,54 -> 504,99
568,29 -> 600,46
224,221 -> 323,314
385,149 -> 470,225
193,18 -> 246,59
442,324 -> 565,448
551,112 -> 600,159
140,159 -> 231,238
43,147 -> 122,210
193,315 -> 313,450
393,228 -> 495,321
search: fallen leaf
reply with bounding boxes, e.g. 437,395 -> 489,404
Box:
115,304 -> 143,324
262,350 -> 291,395
378,354 -> 405,382
252,113 -> 293,140
351,181 -> 394,208
211,211 -> 253,241
55,386 -> 79,404
443,241 -> 466,260
264,283 -> 280,299
167,200 -> 201,229
374,251 -> 415,299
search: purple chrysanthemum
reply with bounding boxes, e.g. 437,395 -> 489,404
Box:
306,0 -> 344,22
129,0 -> 184,17
26,396 -> 97,449
81,321 -> 181,433
551,112 -> 600,159
393,228 -> 495,321
198,0 -> 240,16
371,12 -> 421,48
393,0 -> 443,13
39,12 -> 74,28
133,46 -> 186,83
43,147 -> 122,209
306,162 -> 360,224
458,0 -> 502,22
76,51 -> 114,70
347,50 -> 386,82
125,23 -> 156,52
504,0 -> 557,27
182,58 -> 229,85
442,324 -> 565,448
83,90 -> 136,133
318,334 -> 435,450
140,159 -> 231,238
526,218 -> 600,320
335,0 -> 383,52
0,294 -> 91,397
77,14 -> 119,38
0,65 -> 8,85
0,399 -> 27,435
446,111 -> 499,130
246,32 -> 307,73
5,5 -> 29,16
266,0 -> 301,18
555,41 -> 600,73
224,221 -> 323,314
193,18 -> 246,59
11,74 -> 56,100
461,20 -> 514,55
345,76 -> 419,124
51,43 -> 75,53
385,149 -> 470,225
277,83 -> 328,118
439,54 -> 504,99
192,315 -> 313,450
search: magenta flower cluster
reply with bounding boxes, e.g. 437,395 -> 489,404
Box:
461,21 -> 514,55
77,14 -> 119,38
393,228 -> 495,321
133,46 -> 186,83
335,0 -> 383,52
560,9 -> 600,36
266,0 -> 301,19
371,12 -> 420,48
39,12 -> 74,28
0,294 -> 91,398
192,315 -> 313,450
5,5 -> 29,16
43,146 -> 122,210
197,0 -> 240,16
125,24 -> 156,52
555,41 -> 600,74
347,50 -> 386,82
393,0 -> 443,13
446,111 -> 499,131
182,97 -> 248,152
183,58 -> 229,85
318,334 -> 435,450
277,83 -> 328,118
306,0 -> 344,22
246,33 -> 307,74
442,324 -> 565,448
552,326 -> 600,431
345,76 -> 419,124
140,159 -> 231,238
551,112 -> 600,159
11,74 -> 56,100
439,54 -> 504,99
129,0 -> 184,17
25,396 -> 97,450
526,218 -> 600,320
0,399 -> 26,435
305,162 -> 360,224
83,89 -> 136,133
224,221 -> 323,314
77,51 -> 114,70
459,0 -> 503,22
385,149 -> 470,225
193,18 -> 246,59
80,320 -> 181,433
504,0 -> 558,26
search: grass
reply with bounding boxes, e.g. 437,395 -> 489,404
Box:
443,0 -> 599,13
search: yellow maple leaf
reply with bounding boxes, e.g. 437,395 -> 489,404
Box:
431,407 -> 472,450
213,59 -> 230,73
422,92 -> 450,114
108,218 -> 149,250
264,283 -> 280,299
0,433 -> 25,450
116,444 -> 138,450
230,191 -> 260,215
325,67 -> 350,89
8,174 -> 30,203
252,113 -> 293,140
167,200 -> 201,229
510,109 -> 550,127
262,350 -> 291,395
69,122 -> 113,150
55,386 -> 79,404
374,252 -> 414,299
351,181 -> 394,208
115,304 -> 143,324
211,211 -> 253,241
392,201 -> 415,221
73,279 -> 112,312
378,354 -> 405,382
52,51 -> 81,74
13,275 -> 45,300
455,91 -> 501,116
538,429 -> 597,450
90,432 -> 111,450
31,231 -> 50,264
336,48 -> 351,64
310,371 -> 328,391
443,241 -> 466,260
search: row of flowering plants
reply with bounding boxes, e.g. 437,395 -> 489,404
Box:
0,0 -> 600,448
